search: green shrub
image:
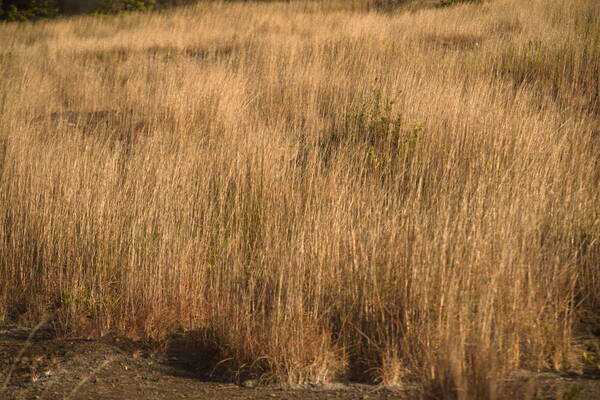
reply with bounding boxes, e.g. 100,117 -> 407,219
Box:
560,385 -> 585,400
0,0 -> 59,21
319,90 -> 424,180
0,0 -> 185,20
95,0 -> 157,14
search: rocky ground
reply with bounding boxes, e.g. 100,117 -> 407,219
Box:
1,323 -> 599,400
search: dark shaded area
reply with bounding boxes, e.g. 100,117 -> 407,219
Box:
0,322 -> 420,400
2,321 -> 600,399
0,0 -> 488,21
0,0 -> 195,21
0,0 -> 60,20
32,108 -> 149,153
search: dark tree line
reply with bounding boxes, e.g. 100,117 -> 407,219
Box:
0,0 -> 192,21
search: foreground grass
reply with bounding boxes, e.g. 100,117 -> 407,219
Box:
0,0 -> 599,398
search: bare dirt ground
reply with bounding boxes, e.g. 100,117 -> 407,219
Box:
1,323 -> 599,400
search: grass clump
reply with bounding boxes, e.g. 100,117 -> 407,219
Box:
492,15 -> 600,115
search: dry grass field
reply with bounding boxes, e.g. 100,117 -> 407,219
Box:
0,0 -> 599,398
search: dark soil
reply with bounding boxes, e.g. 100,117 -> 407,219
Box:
1,322 -> 599,400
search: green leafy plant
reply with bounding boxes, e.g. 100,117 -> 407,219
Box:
582,352 -> 600,371
60,289 -> 120,318
347,89 -> 423,177
560,384 -> 584,400
313,89 -> 424,182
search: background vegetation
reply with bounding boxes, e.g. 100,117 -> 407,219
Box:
0,0 -> 482,21
0,0 -> 599,398
0,0 -> 193,20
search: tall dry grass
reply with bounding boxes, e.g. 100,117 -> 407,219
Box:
0,0 -> 599,398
